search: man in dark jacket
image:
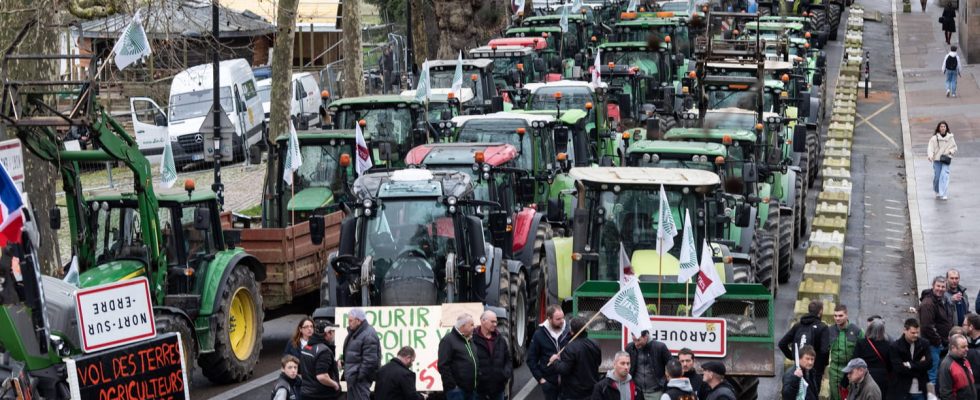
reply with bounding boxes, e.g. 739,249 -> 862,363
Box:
947,270 -> 970,326
964,313 -> 980,392
591,351 -> 641,400
553,316 -> 602,400
301,323 -> 341,400
778,300 -> 830,395
660,359 -> 695,399
921,276 -> 953,384
342,308 -> 381,400
375,346 -> 424,400
527,305 -> 570,400
439,313 -> 479,400
938,334 -> 977,400
678,348 -> 704,396
474,310 -> 512,400
890,318 -> 932,399
626,330 -> 671,399
699,361 -> 736,400
782,345 -> 819,400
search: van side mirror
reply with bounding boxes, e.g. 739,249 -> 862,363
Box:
194,207 -> 211,231
792,125 -> 807,153
743,163 -> 758,185
310,215 -> 325,245
49,207 -> 61,230
465,216 -> 487,266
338,217 -> 356,256
735,203 -> 752,228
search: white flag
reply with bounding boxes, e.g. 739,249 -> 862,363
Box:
160,138 -> 177,188
283,121 -> 303,186
627,0 -> 639,12
355,122 -> 372,176
571,0 -> 584,13
618,242 -> 635,284
692,239 -> 726,317
559,5 -> 570,33
599,277 -> 653,335
415,60 -> 431,103
590,49 -> 602,89
451,51 -> 464,100
112,10 -> 152,71
677,210 -> 698,283
656,185 -> 677,256
514,0 -> 526,13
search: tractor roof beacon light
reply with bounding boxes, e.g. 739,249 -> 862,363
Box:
340,153 -> 351,167
715,156 -> 726,165
722,134 -> 733,145
358,119 -> 367,127
321,90 -> 330,99
474,151 -> 485,164
184,179 -> 196,198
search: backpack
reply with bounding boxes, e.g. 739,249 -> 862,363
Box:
946,54 -> 958,71
792,322 -> 822,354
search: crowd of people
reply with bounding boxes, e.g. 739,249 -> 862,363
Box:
776,268 -> 979,400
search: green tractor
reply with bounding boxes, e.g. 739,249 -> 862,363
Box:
612,15 -> 697,59
598,40 -> 690,129
322,95 -> 430,167
754,0 -> 844,45
508,12 -> 600,72
425,58 -> 502,115
517,80 -> 618,166
469,42 -> 549,96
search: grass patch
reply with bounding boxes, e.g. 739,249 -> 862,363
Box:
239,203 -> 263,217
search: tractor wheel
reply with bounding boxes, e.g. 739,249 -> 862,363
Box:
526,223 -> 552,353
807,129 -> 821,187
794,172 -> 808,246
510,270 -> 529,366
156,312 -> 198,383
729,376 -> 760,400
752,228 -> 777,294
809,9 -> 830,47
760,202 -> 780,291
778,210 -> 795,284
652,116 -> 677,140
828,3 -> 843,40
496,267 -> 516,367
199,264 -> 264,384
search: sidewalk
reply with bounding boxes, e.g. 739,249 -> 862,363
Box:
895,0 -> 980,294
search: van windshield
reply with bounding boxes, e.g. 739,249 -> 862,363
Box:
170,87 -> 234,121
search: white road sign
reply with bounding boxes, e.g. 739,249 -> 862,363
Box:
623,316 -> 727,357
0,139 -> 24,192
75,278 -> 156,353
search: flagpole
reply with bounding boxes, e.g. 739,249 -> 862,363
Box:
548,310 -> 604,364
657,235 -> 663,315
685,280 -> 690,316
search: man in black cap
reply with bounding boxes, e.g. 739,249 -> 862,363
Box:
700,361 -> 736,400
300,322 -> 341,400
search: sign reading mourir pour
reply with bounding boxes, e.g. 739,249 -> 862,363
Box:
65,333 -> 190,400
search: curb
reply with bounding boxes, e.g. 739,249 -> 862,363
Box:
890,0 -> 929,294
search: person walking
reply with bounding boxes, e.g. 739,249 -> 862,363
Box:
938,334 -> 977,400
272,355 -> 302,400
285,318 -> 315,359
553,316 -> 602,400
928,121 -> 958,199
342,308 -> 381,400
921,276 -> 955,383
941,47 -> 964,97
941,3 -> 957,45
700,361 -> 736,400
474,310 -> 512,400
626,330 -> 671,399
843,359 -> 882,400
300,322 -> 341,400
947,269 -> 970,326
779,300 -> 831,396
829,305 -> 864,400
375,346 -> 424,400
659,359 -> 695,400
921,0 -> 928,12
439,313 -> 480,400
854,318 -> 892,391
891,318 -> 933,400
527,305 -> 571,400
677,348 -> 704,395
782,345 -> 820,400
591,351 -> 641,400
381,46 -> 395,94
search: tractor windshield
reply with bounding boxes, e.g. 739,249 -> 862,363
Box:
529,86 -> 592,110
704,112 -> 758,130
602,50 -> 662,77
705,89 -> 761,111
334,106 -> 414,145
361,199 -> 457,305
292,142 -> 349,195
586,187 -> 700,281
457,120 -> 532,170
431,70 -> 486,103
632,156 -> 715,171
91,205 -> 148,265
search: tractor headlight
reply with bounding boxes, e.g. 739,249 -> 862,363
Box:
362,199 -> 374,209
482,164 -> 491,173
449,205 -> 458,214
447,196 -> 458,206
472,163 -> 480,171
643,154 -> 651,162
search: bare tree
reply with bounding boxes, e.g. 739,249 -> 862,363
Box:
430,0 -> 509,58
342,0 -> 364,97
262,0 -> 301,221
410,0 -> 428,67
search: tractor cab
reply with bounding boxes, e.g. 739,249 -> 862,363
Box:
400,88 -> 476,137
426,58 -> 500,115
612,17 -> 695,59
469,45 -> 546,96
520,80 -> 611,164
267,131 -> 358,227
599,41 -> 688,125
516,13 -> 597,66
324,95 -> 428,167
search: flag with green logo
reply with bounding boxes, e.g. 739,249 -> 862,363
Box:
599,277 -> 653,335
451,51 -> 464,100
656,184 -> 677,256
678,210 -> 698,283
571,0 -> 584,13
559,5 -> 569,33
627,0 -> 639,12
112,10 -> 152,71
160,138 -> 177,188
415,60 -> 431,103
282,121 -> 303,185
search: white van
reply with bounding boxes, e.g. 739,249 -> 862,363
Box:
256,72 -> 321,130
130,59 -> 264,166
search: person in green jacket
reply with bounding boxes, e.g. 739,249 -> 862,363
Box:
830,304 -> 864,400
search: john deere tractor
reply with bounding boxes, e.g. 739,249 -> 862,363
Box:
1,29 -> 265,384
322,95 -> 429,167
598,40 -> 690,129
517,80 -> 615,166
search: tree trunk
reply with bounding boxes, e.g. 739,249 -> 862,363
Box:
430,0 -> 509,59
0,2 -> 63,275
410,0 -> 428,68
342,0 -> 364,98
261,0 -> 301,229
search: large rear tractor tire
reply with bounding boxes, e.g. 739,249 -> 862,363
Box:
828,3 -> 843,41
794,172 -> 808,247
752,227 -> 777,294
759,202 -> 780,291
809,9 -> 830,48
729,376 -> 760,400
510,271 -> 529,366
199,264 -> 264,384
496,268 -> 517,368
526,223 -> 552,354
156,312 -> 198,383
778,210 -> 795,284
807,129 -> 821,188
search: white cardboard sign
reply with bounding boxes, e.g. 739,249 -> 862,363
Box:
75,278 -> 156,353
623,316 -> 727,357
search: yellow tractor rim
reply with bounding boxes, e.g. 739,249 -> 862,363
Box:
229,287 -> 257,361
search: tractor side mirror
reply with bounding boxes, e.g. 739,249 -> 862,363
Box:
517,176 -> 535,203
193,207 -> 211,231
547,198 -> 565,223
534,58 -> 546,74
378,142 -> 393,162
553,127 -> 570,154
618,94 -> 633,119
440,110 -> 453,121
49,207 -> 61,230
793,125 -> 807,153
465,216 -> 487,266
310,215 -> 325,245
743,163 -> 759,185
574,53 -> 585,66
491,96 -> 505,113
735,203 -> 752,228
573,129 -> 590,167
338,217 -> 356,257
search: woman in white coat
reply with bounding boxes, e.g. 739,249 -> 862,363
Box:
927,121 -> 958,200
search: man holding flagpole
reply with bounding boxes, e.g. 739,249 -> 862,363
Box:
551,317 -> 602,400
782,345 -> 820,400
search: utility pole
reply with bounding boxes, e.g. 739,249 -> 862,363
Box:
212,0 -> 225,208
406,0 -> 417,76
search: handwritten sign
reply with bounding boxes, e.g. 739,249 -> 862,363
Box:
623,316 -> 727,357
0,139 -> 24,192
65,333 -> 189,400
335,303 -> 484,392
75,278 -> 156,353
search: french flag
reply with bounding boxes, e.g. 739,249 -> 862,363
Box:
0,163 -> 23,246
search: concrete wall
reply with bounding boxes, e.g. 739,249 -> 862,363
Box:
959,0 -> 980,63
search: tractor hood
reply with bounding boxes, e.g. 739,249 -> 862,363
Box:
78,260 -> 147,288
287,187 -> 335,212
